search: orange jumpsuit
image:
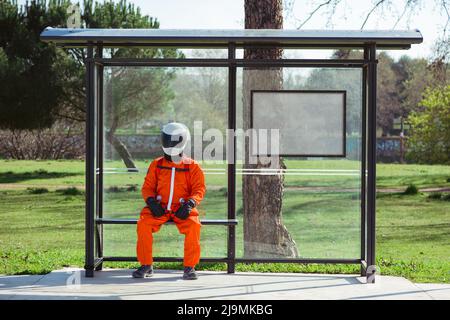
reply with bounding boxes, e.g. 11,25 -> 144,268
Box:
136,156 -> 206,267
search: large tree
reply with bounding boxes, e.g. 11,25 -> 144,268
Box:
242,0 -> 298,258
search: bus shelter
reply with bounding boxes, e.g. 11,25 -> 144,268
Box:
40,28 -> 422,283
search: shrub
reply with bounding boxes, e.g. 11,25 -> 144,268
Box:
0,122 -> 84,160
442,193 -> 450,201
56,187 -> 83,196
27,187 -> 49,194
34,169 -> 48,175
107,186 -> 121,193
404,184 -> 419,195
218,187 -> 228,197
126,184 -> 138,192
106,185 -> 138,193
428,192 -> 442,200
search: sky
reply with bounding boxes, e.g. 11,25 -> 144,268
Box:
19,0 -> 449,59
125,0 -> 448,60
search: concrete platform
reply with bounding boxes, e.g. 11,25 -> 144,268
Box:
1,268 -> 449,300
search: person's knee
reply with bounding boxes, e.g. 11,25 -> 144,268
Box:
178,221 -> 201,237
187,219 -> 201,230
192,220 -> 201,229
186,222 -> 201,238
137,218 -> 150,234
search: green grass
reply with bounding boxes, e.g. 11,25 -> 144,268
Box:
1,159 -> 450,190
0,159 -> 449,283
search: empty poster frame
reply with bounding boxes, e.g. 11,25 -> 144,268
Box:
250,90 -> 346,157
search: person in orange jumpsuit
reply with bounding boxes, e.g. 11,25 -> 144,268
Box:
132,122 -> 206,280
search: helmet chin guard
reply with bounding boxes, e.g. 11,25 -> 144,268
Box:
161,122 -> 190,156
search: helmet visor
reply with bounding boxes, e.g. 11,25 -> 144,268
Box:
161,131 -> 183,148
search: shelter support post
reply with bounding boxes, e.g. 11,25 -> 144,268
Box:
227,43 -> 237,274
366,43 -> 377,283
85,44 -> 96,277
95,45 -> 104,271
360,47 -> 368,277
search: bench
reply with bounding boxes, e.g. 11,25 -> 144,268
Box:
91,217 -> 238,275
96,218 -> 238,225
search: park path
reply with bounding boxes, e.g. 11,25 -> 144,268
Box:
0,183 -> 86,190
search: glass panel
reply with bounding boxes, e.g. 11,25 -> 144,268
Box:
101,65 -> 229,258
236,66 -> 362,260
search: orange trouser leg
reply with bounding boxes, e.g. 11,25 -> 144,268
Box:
173,215 -> 202,267
136,208 -> 170,266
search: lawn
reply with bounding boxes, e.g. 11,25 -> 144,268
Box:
0,159 -> 449,283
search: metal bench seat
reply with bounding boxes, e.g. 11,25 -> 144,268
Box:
95,218 -> 238,225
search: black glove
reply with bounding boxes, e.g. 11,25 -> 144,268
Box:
146,197 -> 165,217
174,199 -> 196,220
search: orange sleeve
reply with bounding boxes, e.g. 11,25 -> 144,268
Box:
189,162 -> 206,206
141,159 -> 158,202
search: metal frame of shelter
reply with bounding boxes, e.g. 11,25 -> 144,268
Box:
40,28 -> 422,283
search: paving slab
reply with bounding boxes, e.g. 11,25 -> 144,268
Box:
0,274 -> 46,300
413,283 -> 450,300
0,268 -> 449,300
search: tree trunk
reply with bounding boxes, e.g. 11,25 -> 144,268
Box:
243,0 -> 298,258
105,130 -> 137,170
104,76 -> 137,170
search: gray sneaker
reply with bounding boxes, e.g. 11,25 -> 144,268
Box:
132,265 -> 153,278
183,267 -> 198,280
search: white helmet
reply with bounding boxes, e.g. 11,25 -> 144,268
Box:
161,122 -> 190,156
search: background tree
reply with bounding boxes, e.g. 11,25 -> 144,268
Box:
401,56 -> 450,109
0,0 -> 69,130
286,0 -> 450,36
406,85 -> 450,164
285,0 -> 450,139
304,50 -> 362,135
0,0 -> 182,166
69,0 -> 183,168
376,52 -> 403,135
305,50 -> 406,135
243,0 -> 298,258
169,66 -> 228,131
